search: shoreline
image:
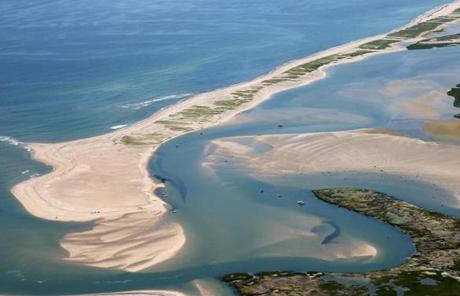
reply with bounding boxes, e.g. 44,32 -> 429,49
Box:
208,129 -> 460,212
223,188 -> 460,295
9,1 -> 460,273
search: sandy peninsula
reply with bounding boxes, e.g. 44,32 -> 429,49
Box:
10,1 -> 460,273
209,129 -> 460,209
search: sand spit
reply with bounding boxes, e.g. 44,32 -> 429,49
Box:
61,212 -> 184,272
10,1 -> 460,272
210,130 -> 460,209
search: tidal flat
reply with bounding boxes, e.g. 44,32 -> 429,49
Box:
223,188 -> 460,296
1,1 -> 460,295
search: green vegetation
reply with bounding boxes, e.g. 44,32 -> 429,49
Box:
156,120 -> 194,132
261,78 -> 288,85
359,39 -> 399,50
374,271 -> 460,296
156,98 -> 253,132
120,133 -> 168,146
265,49 -> 375,83
319,281 -> 368,296
314,188 -> 460,263
447,83 -> 460,119
389,16 -> 452,38
155,8 -> 460,137
121,135 -> 143,146
178,105 -> 224,119
222,273 -> 254,282
447,83 -> 460,108
223,188 -> 460,295
283,54 -> 342,79
214,98 -> 251,110
339,50 -> 373,58
232,87 -> 261,99
407,33 -> 460,50
407,42 -> 460,50
435,33 -> 460,42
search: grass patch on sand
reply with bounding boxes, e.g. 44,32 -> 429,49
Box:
283,54 -> 342,78
359,39 -> 399,50
339,49 -> 373,58
178,105 -> 224,119
214,98 -> 251,110
120,133 -> 168,146
156,120 -> 194,132
261,78 -> 288,85
157,98 -> 253,132
232,87 -> 261,99
389,16 -> 453,38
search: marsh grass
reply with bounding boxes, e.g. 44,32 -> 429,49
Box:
121,133 -> 168,146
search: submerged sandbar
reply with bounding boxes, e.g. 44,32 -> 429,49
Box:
10,1 -> 460,272
223,188 -> 460,295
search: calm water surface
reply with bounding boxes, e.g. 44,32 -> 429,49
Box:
0,0 -> 451,141
0,0 -> 458,294
147,46 -> 460,292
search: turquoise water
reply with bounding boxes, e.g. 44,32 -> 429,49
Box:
218,46 -> 460,216
0,0 -> 451,142
0,0 -> 458,294
224,47 -> 460,140
136,45 -> 460,294
149,45 -> 460,285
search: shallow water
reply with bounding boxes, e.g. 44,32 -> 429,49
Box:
0,48 -> 458,295
148,45 -> 460,286
150,133 -> 415,274
0,0 -> 451,142
0,1 -> 459,294
224,47 -> 460,140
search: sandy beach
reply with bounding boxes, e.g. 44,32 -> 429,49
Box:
209,129 -> 460,209
10,1 -> 460,273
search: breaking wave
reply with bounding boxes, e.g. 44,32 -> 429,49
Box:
0,136 -> 31,152
120,93 -> 193,110
110,124 -> 128,130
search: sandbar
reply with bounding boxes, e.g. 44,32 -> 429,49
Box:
10,1 -> 460,272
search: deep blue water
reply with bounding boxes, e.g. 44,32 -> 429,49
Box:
138,45 -> 460,295
0,0 -> 451,141
0,0 -> 458,295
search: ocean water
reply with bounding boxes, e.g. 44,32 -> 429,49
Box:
0,0 -> 457,294
149,45 -> 460,289
224,47 -> 460,137
218,46 -> 460,216
0,0 -> 451,142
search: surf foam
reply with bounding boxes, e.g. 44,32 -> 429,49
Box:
120,93 -> 193,110
0,136 -> 31,152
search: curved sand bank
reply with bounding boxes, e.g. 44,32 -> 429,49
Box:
10,1 -> 460,272
209,130 -> 460,209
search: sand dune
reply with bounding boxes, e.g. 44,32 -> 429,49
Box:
61,212 -> 184,272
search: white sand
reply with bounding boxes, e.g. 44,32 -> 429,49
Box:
10,0 -> 460,272
209,130 -> 460,209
